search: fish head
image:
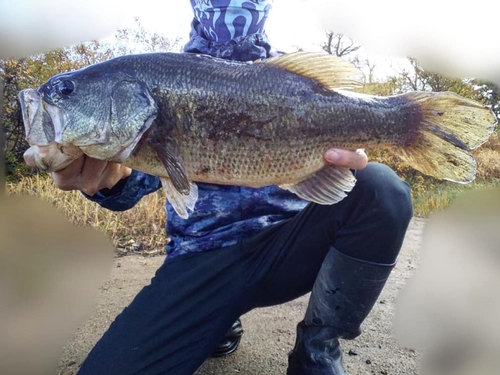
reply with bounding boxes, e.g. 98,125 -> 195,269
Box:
19,68 -> 158,171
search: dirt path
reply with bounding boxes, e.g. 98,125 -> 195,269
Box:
58,217 -> 426,375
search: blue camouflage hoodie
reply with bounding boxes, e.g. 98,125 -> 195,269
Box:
87,0 -> 308,257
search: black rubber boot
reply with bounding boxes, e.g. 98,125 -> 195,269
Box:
210,319 -> 244,358
287,247 -> 395,375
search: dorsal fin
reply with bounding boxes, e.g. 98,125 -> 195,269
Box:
262,51 -> 363,90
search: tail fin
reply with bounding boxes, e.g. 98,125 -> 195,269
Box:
398,91 -> 497,183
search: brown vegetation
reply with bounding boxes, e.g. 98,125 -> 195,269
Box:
474,132 -> 500,179
6,174 -> 167,255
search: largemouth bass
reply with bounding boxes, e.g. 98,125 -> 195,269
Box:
19,52 -> 497,218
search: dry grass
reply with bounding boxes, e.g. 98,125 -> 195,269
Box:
411,178 -> 500,216
365,132 -> 500,216
474,133 -> 500,180
410,134 -> 500,216
6,174 -> 167,256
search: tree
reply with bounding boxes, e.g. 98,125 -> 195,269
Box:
321,31 -> 383,85
115,17 -> 182,55
2,59 -> 34,176
321,31 -> 360,57
388,57 -> 499,117
470,80 -> 500,119
389,57 -> 477,96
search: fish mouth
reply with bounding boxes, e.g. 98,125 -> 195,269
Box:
19,89 -> 81,171
19,89 -> 65,146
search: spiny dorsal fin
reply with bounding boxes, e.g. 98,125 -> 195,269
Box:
262,51 -> 364,90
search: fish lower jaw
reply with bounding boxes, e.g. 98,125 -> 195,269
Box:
23,144 -> 83,172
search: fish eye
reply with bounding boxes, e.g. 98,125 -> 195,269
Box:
57,80 -> 75,96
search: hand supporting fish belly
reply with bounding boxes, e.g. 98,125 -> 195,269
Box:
19,51 -> 498,219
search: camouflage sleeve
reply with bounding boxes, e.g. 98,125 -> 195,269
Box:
184,0 -> 280,61
83,170 -> 162,212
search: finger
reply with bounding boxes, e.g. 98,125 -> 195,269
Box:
99,163 -> 132,191
80,156 -> 108,181
78,157 -> 109,195
51,156 -> 86,191
324,148 -> 368,170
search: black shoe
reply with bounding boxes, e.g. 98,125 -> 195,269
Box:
210,319 -> 244,358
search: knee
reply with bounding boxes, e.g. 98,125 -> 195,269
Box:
353,163 -> 413,224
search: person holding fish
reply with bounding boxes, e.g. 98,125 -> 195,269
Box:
26,1 -> 449,374
21,0 -> 497,372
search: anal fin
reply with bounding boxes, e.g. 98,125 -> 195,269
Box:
279,166 -> 356,205
160,177 -> 199,219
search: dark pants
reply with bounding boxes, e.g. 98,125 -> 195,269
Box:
77,163 -> 413,375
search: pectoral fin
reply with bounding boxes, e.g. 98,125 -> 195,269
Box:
279,165 -> 356,204
150,140 -> 190,195
160,177 -> 199,219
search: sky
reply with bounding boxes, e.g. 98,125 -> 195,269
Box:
309,0 -> 500,84
0,0 -> 499,82
83,0 -> 500,84
0,0 -> 405,78
0,0 -> 327,58
119,1 -> 407,78
121,0 -> 499,84
122,1 -> 326,52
